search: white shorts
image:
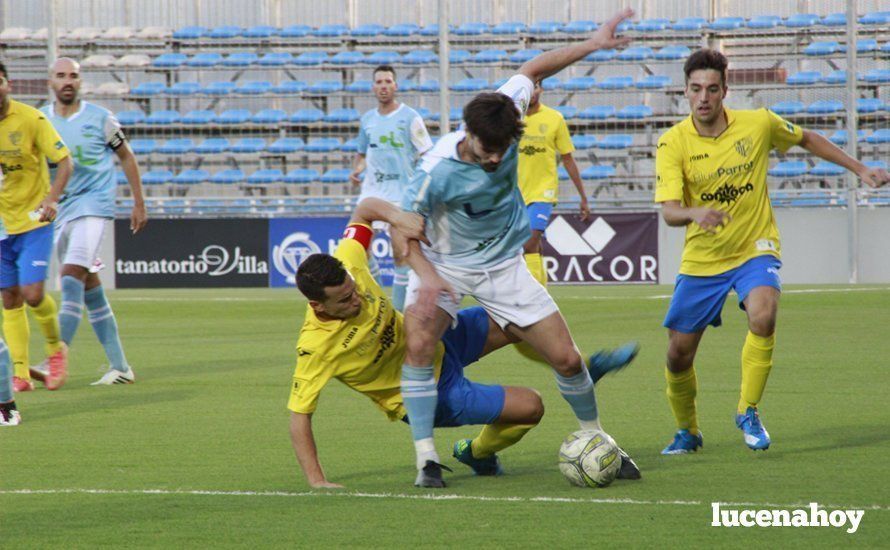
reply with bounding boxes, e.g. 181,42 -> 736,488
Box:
55,216 -> 108,270
406,254 -> 559,329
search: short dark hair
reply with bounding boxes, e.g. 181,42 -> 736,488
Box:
463,92 -> 524,151
0,62 -> 7,80
684,49 -> 728,85
296,254 -> 347,301
373,64 -> 396,80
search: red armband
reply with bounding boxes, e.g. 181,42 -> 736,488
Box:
342,224 -> 374,250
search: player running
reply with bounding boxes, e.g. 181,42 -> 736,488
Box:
656,49 -> 889,454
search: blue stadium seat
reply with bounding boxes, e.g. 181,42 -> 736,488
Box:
768,161 -> 808,177
351,23 -> 384,37
810,162 -> 845,176
313,24 -> 348,37
865,129 -> 890,144
862,69 -> 890,83
616,46 -> 653,61
152,53 -> 188,67
248,169 -> 283,184
561,76 -> 596,90
634,18 -> 670,32
320,169 -> 352,183
635,75 -> 671,89
709,17 -> 745,30
453,22 -> 489,36
655,45 -> 691,60
306,80 -> 343,94
819,13 -> 846,26
616,105 -> 653,119
561,20 -> 597,33
116,171 -> 127,185
215,109 -> 251,124
838,39 -> 878,53
145,110 -> 180,125
187,52 -> 222,67
597,76 -> 633,90
384,23 -> 419,37
419,23 -> 447,36
770,101 -> 805,115
243,25 -> 278,38
233,80 -> 269,95
528,21 -> 562,34
807,100 -> 844,114
449,50 -> 471,64
173,26 -> 207,39
402,50 -> 438,64
345,80 -> 372,93
859,11 -> 890,25
258,52 -> 294,66
399,79 -> 417,91
181,110 -> 214,125
340,137 -> 361,153
268,137 -> 305,153
856,98 -> 884,113
581,165 -> 616,180
194,138 -> 229,154
330,51 -> 365,65
290,109 -> 324,123
554,105 -> 577,119
451,78 -> 488,92
305,138 -> 341,152
131,82 -> 167,96
430,108 -> 463,122
280,25 -> 311,38
415,107 -> 432,119
365,51 -> 400,65
597,134 -> 633,149
416,79 -> 440,92
202,82 -> 235,95
250,109 -> 286,124
156,138 -> 195,154
672,17 -> 706,31
143,170 -> 174,185
787,71 -> 822,86
616,20 -> 633,32
208,25 -> 242,39
284,169 -> 319,184
571,135 -> 597,149
168,82 -> 201,96
578,106 -> 616,120
273,80 -> 307,94
210,169 -> 245,185
324,108 -> 360,123
173,169 -> 209,185
828,130 -> 867,145
129,139 -> 156,155
293,52 -> 328,66
805,41 -> 839,56
746,15 -> 781,29
783,13 -> 820,28
491,21 -> 526,34
585,49 -> 616,62
509,49 -> 542,63
558,167 -> 569,180
823,70 -> 848,84
472,49 -> 507,63
542,77 -> 561,90
116,110 -> 145,125
882,42 -> 890,55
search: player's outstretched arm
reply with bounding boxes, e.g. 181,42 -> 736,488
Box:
115,142 -> 148,234
289,412 -> 344,489
798,130 -> 890,188
519,7 -> 633,83
350,198 -> 427,244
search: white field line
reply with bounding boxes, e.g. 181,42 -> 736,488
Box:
0,488 -> 888,511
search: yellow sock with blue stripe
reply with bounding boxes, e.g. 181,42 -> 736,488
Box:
471,423 -> 537,458
738,331 -> 775,414
30,295 -> 63,356
665,366 -> 699,435
3,306 -> 31,380
524,253 -> 547,286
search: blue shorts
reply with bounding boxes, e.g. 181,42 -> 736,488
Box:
0,224 -> 54,288
527,202 -> 553,232
664,255 -> 782,334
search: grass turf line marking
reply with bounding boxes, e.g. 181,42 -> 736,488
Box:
1,489 -> 888,511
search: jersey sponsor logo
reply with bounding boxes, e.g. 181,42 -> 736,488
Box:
373,170 -> 401,184
272,232 -> 323,285
72,145 -> 99,166
0,162 -> 23,174
54,140 -> 65,150
689,153 -> 710,161
342,326 -> 359,349
379,131 -> 404,148
372,316 -> 397,364
538,123 -> 548,133
7,131 -> 22,146
734,137 -> 753,158
297,348 -> 312,357
518,144 -> 547,156
657,142 -> 668,149
691,160 -> 756,185
700,182 -> 754,204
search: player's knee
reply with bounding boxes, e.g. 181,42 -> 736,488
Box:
21,289 -> 44,307
666,347 -> 694,372
526,390 -> 545,424
748,313 -> 776,337
550,350 -> 584,377
405,332 -> 438,365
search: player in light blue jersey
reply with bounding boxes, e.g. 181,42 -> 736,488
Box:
33,58 -> 147,387
397,8 -> 641,487
349,65 -> 433,311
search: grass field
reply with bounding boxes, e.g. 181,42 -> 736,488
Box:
1,285 -> 888,548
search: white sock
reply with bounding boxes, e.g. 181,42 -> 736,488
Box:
414,438 -> 439,470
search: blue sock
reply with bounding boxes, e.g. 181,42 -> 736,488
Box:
0,339 -> 12,402
555,368 -> 602,432
368,254 -> 382,286
84,285 -> 129,373
401,364 -> 439,468
391,265 -> 410,312
59,275 -> 85,346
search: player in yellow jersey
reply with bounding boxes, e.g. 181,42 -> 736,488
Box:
656,50 -> 889,454
0,61 -> 74,393
288,198 -> 545,488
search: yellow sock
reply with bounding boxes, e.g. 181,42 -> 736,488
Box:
470,423 -> 537,458
738,331 -> 775,413
524,253 -> 547,286
3,306 -> 31,379
30,295 -> 62,355
665,366 -> 699,435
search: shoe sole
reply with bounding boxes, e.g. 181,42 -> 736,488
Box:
28,367 -> 47,383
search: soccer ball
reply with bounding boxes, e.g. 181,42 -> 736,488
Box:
558,430 -> 621,488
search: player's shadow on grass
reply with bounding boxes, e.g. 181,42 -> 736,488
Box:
21,389 -> 197,422
765,424 -> 890,457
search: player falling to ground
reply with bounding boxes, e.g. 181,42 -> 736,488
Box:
656,50 -> 889,454
399,8 -> 642,487
348,65 -> 433,311
0,61 -> 73,393
30,58 -> 147,387
288,198 -> 545,488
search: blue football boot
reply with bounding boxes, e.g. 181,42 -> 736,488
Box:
588,341 -> 640,383
735,407 -> 771,450
661,429 -> 704,455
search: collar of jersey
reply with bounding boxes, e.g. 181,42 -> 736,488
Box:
683,106 -> 736,138
50,100 -> 87,122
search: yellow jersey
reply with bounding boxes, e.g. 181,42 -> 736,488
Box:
0,100 -> 71,235
655,107 -> 803,276
518,103 -> 575,205
287,234 -> 444,420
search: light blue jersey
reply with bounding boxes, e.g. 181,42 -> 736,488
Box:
40,101 -> 124,224
356,103 -> 432,204
402,75 -> 535,269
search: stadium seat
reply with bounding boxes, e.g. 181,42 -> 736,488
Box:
672,17 -> 706,31
542,77 -> 561,90
202,82 -> 235,95
187,52 -> 222,67
770,101 -> 805,115
340,137 -> 361,153
865,129 -> 890,144
280,24 -> 312,38
181,110 -> 216,124
384,23 -> 419,37
345,80 -> 372,93
616,46 -> 653,61
451,78 -> 488,92
859,11 -> 890,25
862,69 -> 890,83
585,48 -> 616,62
320,169 -> 352,183
571,135 -> 597,150
783,13 -> 820,28
823,70 -> 849,84
819,13 -> 846,26
0,27 -> 32,40
313,24 -> 349,37
578,105 -> 616,119
268,137 -> 305,154
248,169 -> 283,184
168,82 -> 201,95
509,49 -> 542,63
284,168 -> 319,184
365,51 -> 400,65
416,79 -> 440,92
449,50 -> 471,64
116,171 -> 128,185
809,162 -> 845,176
292,52 -> 328,66
581,165 -> 616,179
528,21 -> 562,34
554,105 -> 578,119
243,25 -> 278,38
208,25 -> 242,39
865,160 -> 888,171
557,167 -> 569,180
82,54 -> 116,68
115,110 -> 145,125
135,26 -> 172,39
597,134 -> 633,149
259,52 -> 294,66
807,100 -> 844,114
561,20 -> 597,33
402,50 -> 438,64
145,110 -> 180,125
173,26 -> 208,39
491,21 -> 526,34
472,49 -> 508,63
453,22 -> 489,36
324,108 -> 360,123
787,71 -> 822,86
351,23 -> 384,37
561,76 -> 596,90
331,51 -> 365,65
635,75 -> 671,89
597,76 -> 633,90
215,109 -> 251,124
828,130 -> 867,145
399,79 -> 418,91
654,45 -> 691,60
210,169 -> 245,185
634,18 -> 670,32
131,82 -> 166,96
96,82 -> 130,95
250,109 -> 286,124
746,15 -> 781,29
710,17 -> 746,30
115,54 -> 151,68
430,108 -> 463,122
129,139 -> 157,155
305,138 -> 341,153
194,138 -> 230,154
856,98 -> 884,113
616,105 -> 653,119
838,39 -> 878,53
768,161 -> 808,177
173,169 -> 209,185
236,81 -> 272,95
143,170 -> 174,185
273,80 -> 308,94
415,107 -> 432,119
290,108 -> 325,123
419,23 -> 446,36
306,80 -> 343,94
804,41 -> 839,56
156,138 -> 195,154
